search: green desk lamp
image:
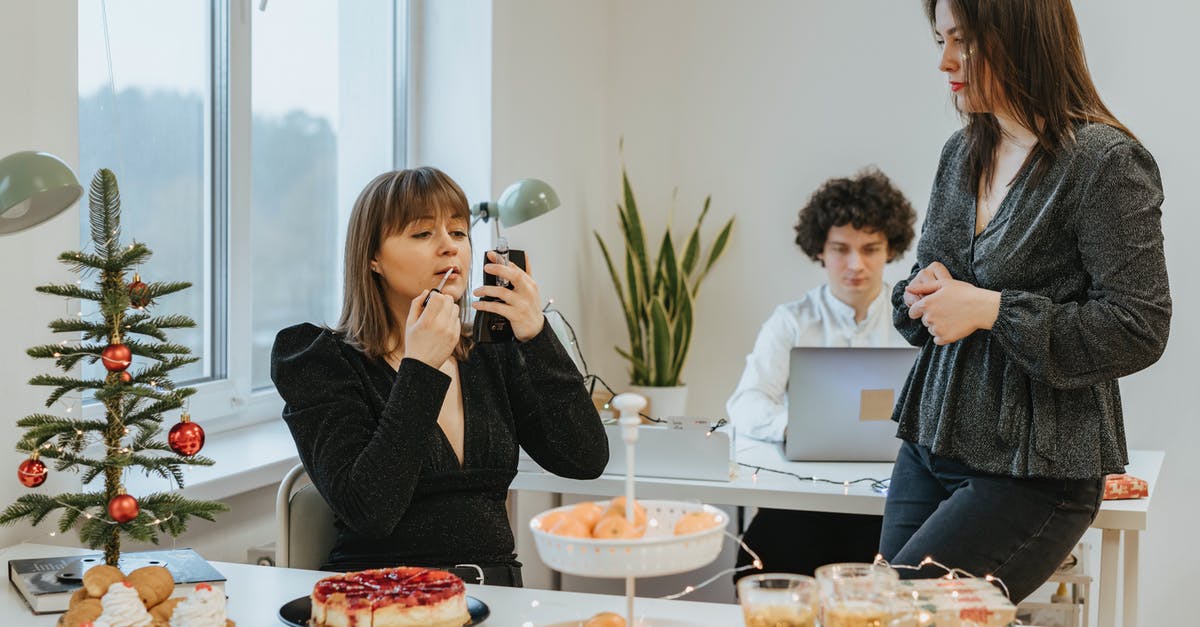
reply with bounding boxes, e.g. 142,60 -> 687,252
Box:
470,178 -> 560,243
469,178 -> 560,343
0,151 -> 83,235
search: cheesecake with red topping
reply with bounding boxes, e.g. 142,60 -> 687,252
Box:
311,567 -> 469,627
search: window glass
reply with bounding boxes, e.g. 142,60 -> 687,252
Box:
250,1 -> 396,389
78,0 -> 214,383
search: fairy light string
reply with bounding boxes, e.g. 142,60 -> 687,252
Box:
543,301 -> 667,425
20,461 -> 188,550
660,533 -> 1019,604
51,498 -> 176,529
738,462 -> 890,493
22,376 -> 187,534
23,393 -> 183,535
874,554 -> 1014,601
659,529 -> 764,601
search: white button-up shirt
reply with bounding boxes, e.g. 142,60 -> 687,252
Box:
725,283 -> 909,442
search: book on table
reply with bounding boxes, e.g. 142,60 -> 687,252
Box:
7,548 -> 226,614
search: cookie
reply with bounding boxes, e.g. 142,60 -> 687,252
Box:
148,596 -> 182,621
59,598 -> 102,626
82,564 -> 125,597
127,565 -> 174,608
69,586 -> 91,606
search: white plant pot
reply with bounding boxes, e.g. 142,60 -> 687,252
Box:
628,384 -> 688,421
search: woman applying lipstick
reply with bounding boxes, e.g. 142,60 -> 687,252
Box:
881,0 -> 1170,602
270,167 -> 608,584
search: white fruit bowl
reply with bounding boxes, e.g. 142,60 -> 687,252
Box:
529,500 -> 728,578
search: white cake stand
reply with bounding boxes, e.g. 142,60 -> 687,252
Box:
529,393 -> 730,626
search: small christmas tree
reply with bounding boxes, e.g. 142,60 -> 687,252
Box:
1,169 -> 228,566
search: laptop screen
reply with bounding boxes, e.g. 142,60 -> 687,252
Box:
784,347 -> 918,462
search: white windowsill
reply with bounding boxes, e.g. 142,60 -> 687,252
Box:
121,419 -> 299,502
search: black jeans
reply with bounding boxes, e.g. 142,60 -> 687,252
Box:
879,441 -> 1102,603
735,509 -> 883,581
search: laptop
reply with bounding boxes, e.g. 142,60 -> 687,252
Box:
517,422 -> 734,482
783,346 -> 919,462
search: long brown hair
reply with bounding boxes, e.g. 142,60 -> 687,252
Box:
925,0 -> 1134,188
336,167 -> 473,361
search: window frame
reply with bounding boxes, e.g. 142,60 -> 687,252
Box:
82,0 -> 410,435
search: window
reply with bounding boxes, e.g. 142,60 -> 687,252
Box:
78,0 -> 406,429
78,0 -> 215,384
250,0 -> 400,390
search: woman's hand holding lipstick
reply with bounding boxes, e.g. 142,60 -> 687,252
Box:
405,268 -> 461,367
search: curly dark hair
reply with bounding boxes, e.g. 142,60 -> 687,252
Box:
794,167 -> 916,263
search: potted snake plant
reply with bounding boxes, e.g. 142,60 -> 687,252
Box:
594,161 -> 734,419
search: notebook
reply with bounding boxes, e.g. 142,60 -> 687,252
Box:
8,548 -> 225,614
784,346 -> 918,462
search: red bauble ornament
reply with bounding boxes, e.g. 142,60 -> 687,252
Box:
101,343 -> 131,372
128,273 -> 151,308
168,413 -> 205,456
119,371 -> 133,383
108,493 -> 139,523
17,455 -> 47,488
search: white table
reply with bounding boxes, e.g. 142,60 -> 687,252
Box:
513,442 -> 1162,627
0,543 -> 743,626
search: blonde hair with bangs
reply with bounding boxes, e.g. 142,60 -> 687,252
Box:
336,167 -> 474,361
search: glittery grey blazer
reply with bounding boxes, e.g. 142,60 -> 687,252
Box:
892,123 -> 1170,480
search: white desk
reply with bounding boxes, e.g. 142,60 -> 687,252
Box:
513,442 -> 1162,627
1,543 -> 744,626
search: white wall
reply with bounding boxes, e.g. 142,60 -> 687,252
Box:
42,485 -> 278,564
488,0 -> 611,591
0,0 -> 83,549
408,0 -> 493,201
490,1 -> 609,364
500,0 -> 1195,621
1071,5 -> 1200,624
117,485 -> 276,564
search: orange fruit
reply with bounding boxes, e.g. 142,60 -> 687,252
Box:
569,501 -> 606,529
584,611 -> 627,627
549,516 -> 591,538
591,514 -> 646,539
536,510 -> 567,532
673,511 -> 720,535
605,497 -> 647,528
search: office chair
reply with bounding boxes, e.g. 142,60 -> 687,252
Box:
275,462 -> 337,570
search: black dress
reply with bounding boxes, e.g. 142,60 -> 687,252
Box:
270,322 -> 608,580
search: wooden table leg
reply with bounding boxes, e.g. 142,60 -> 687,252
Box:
1123,530 -> 1139,627
1099,529 -> 1119,627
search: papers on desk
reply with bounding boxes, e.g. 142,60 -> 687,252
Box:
601,423 -> 733,482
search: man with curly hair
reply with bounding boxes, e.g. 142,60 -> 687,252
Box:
728,167 -> 916,578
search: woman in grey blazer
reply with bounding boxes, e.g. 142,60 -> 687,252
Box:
879,0 -> 1170,603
